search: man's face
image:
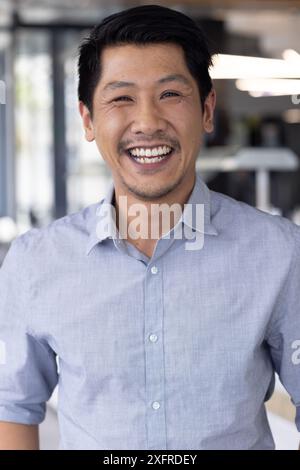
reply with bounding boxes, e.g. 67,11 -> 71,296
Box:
80,43 -> 215,200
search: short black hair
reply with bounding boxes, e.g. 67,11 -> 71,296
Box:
78,4 -> 213,114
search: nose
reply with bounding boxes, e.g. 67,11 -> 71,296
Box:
130,99 -> 168,135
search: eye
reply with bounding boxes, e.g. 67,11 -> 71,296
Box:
113,96 -> 132,102
161,91 -> 180,99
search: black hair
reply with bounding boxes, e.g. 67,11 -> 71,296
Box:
78,4 -> 213,114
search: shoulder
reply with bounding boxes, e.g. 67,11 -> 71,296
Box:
210,189 -> 300,258
3,202 -> 100,268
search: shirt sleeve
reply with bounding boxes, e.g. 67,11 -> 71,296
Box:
266,225 -> 300,432
0,236 -> 58,425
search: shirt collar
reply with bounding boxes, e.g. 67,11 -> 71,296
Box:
86,183 -> 116,255
86,173 -> 218,255
181,173 -> 218,237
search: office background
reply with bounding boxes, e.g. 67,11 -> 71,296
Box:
0,0 -> 300,449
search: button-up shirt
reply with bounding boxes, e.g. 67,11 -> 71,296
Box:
0,174 -> 300,449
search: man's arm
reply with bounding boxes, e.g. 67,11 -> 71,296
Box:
0,422 -> 39,450
0,238 -> 59,446
265,224 -> 300,449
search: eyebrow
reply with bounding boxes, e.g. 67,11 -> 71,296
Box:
102,74 -> 191,93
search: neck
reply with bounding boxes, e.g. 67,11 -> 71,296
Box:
113,173 -> 196,258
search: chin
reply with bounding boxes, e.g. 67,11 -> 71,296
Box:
127,180 -> 181,201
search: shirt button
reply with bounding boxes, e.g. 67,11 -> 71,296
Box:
151,266 -> 158,275
152,401 -> 160,410
149,334 -> 158,343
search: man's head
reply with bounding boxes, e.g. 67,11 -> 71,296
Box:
78,4 -> 216,201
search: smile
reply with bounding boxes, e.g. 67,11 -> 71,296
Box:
126,145 -> 174,165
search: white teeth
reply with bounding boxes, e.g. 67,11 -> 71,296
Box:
129,145 -> 172,157
133,154 -> 169,164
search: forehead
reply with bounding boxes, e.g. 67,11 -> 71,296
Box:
98,43 -> 194,89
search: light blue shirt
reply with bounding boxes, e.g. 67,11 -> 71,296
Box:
0,174 -> 300,450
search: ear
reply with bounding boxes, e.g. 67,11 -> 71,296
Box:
203,89 -> 216,134
79,101 -> 95,142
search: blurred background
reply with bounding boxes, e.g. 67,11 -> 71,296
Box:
0,0 -> 300,449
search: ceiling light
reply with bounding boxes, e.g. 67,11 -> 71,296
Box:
236,78 -> 300,96
282,49 -> 300,63
211,54 -> 300,79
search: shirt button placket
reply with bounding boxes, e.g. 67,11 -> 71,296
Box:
144,263 -> 167,450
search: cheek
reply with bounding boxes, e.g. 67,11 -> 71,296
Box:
94,115 -> 125,149
175,119 -> 202,145
97,119 -> 120,138
170,101 -> 202,128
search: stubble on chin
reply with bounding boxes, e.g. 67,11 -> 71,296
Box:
120,173 -> 186,202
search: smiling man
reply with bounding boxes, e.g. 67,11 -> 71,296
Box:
79,32 -> 215,257
0,5 -> 300,451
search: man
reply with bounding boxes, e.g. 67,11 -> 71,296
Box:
0,5 -> 299,450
